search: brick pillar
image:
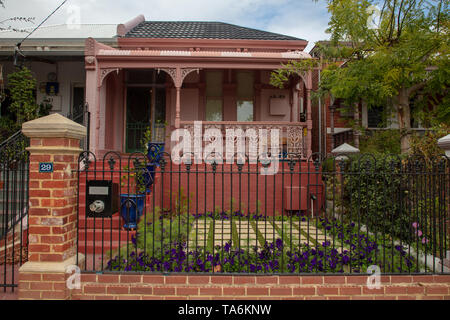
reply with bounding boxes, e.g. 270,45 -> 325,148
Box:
18,113 -> 86,300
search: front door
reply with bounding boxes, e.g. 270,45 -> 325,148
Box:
125,87 -> 151,153
125,70 -> 166,153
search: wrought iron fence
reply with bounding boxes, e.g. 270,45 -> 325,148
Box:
67,104 -> 90,151
0,133 -> 29,292
76,151 -> 450,275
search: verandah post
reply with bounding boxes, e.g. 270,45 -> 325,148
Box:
18,113 -> 86,300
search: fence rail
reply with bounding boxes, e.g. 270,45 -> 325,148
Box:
0,134 -> 29,292
76,151 -> 450,275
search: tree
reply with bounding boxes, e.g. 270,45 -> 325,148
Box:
271,0 -> 449,153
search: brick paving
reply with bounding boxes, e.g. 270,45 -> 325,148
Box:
188,219 -> 335,250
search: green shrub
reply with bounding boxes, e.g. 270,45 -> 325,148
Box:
135,214 -> 192,258
343,153 -> 411,241
0,116 -> 19,142
410,124 -> 450,164
359,129 -> 402,155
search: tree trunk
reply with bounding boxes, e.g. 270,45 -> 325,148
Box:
396,88 -> 411,154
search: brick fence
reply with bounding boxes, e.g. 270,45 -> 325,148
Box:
18,273 -> 449,300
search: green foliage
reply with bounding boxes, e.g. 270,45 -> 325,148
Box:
7,67 -> 40,126
38,98 -> 53,118
276,0 -> 449,152
135,215 -> 192,258
344,153 -> 411,241
0,116 -> 19,141
0,70 -> 51,144
121,164 -> 146,194
410,124 -> 450,163
270,59 -> 320,89
359,129 -> 402,154
141,125 -> 153,152
172,187 -> 194,216
140,120 -> 168,151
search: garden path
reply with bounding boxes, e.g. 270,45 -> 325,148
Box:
187,219 -> 342,252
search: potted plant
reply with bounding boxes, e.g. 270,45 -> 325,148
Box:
142,120 -> 167,163
141,121 -> 167,192
120,165 -> 147,230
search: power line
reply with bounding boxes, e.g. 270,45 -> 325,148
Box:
14,0 -> 68,66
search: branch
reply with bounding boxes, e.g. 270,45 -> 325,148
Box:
397,0 -> 405,39
436,0 -> 443,33
388,0 -> 398,42
407,81 -> 428,95
398,0 -> 416,38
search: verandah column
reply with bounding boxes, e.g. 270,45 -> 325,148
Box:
159,67 -> 199,129
18,113 -> 86,300
175,85 -> 181,128
306,88 -> 313,158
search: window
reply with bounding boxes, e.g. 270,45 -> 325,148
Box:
237,101 -> 253,122
367,105 -> 384,128
205,71 -> 223,121
126,70 -> 165,84
236,71 -> 254,121
71,86 -> 85,124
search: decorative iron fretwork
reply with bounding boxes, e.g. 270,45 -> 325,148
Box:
287,125 -> 303,156
99,68 -> 120,87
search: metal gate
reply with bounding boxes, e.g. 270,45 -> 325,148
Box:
0,131 -> 29,293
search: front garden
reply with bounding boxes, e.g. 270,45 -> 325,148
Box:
106,212 -> 436,274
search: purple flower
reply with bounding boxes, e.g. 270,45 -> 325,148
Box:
275,238 -> 283,250
322,240 -> 331,247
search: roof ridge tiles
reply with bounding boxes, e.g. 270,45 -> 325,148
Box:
124,21 -> 305,41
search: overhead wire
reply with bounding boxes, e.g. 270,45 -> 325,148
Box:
14,0 -> 68,66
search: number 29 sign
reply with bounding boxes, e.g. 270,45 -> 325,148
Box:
39,162 -> 54,173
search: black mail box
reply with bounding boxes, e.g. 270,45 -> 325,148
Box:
86,180 -> 118,218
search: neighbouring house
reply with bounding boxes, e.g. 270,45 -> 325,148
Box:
309,41 -> 432,155
0,23 -> 117,127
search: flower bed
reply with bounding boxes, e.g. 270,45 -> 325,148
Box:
106,214 -> 422,274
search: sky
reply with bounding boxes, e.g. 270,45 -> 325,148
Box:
1,0 -> 331,52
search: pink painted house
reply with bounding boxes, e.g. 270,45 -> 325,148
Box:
85,15 -> 313,159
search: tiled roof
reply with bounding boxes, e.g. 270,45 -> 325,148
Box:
125,21 -> 304,41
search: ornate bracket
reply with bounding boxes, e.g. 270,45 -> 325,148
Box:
158,68 -> 177,86
180,68 -> 200,86
299,69 -> 313,90
158,67 -> 200,88
98,68 -> 120,88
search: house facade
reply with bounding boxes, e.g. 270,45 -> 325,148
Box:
84,15 -> 314,159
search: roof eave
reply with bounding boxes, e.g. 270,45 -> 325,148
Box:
118,37 -> 308,51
